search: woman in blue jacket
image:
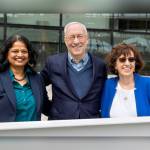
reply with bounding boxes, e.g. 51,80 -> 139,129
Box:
101,43 -> 150,118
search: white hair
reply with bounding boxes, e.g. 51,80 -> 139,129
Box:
64,22 -> 88,36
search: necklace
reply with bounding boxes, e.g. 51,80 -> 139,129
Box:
14,74 -> 26,81
124,96 -> 128,101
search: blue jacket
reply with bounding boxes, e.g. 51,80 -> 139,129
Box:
41,52 -> 107,120
0,69 -> 47,122
101,73 -> 150,117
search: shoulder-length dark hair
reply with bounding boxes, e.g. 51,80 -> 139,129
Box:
0,34 -> 38,72
106,43 -> 144,75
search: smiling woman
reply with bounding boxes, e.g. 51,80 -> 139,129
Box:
100,43 -> 150,118
7,41 -> 29,78
0,34 -> 49,122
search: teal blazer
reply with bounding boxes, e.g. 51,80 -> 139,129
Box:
101,73 -> 150,117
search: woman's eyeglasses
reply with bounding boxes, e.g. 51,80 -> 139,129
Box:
118,57 -> 135,63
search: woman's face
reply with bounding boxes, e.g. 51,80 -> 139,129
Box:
115,50 -> 135,78
7,41 -> 29,69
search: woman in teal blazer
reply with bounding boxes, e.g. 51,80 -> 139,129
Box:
100,43 -> 150,118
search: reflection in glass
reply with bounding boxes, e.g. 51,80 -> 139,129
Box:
123,37 -> 150,52
7,14 -> 59,26
2,13 -> 150,75
113,32 -> 150,75
63,13 -> 112,29
0,14 -> 4,23
0,27 -> 4,49
88,31 -> 111,59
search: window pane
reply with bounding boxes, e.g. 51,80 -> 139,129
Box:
63,13 -> 112,29
7,27 -> 59,42
0,27 -> 4,49
147,13 -> 150,32
0,27 -> 3,40
7,27 -> 59,71
88,31 -> 111,59
7,14 -> 60,26
0,14 -> 4,23
114,13 -> 147,32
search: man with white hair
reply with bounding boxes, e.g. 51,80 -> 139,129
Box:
41,22 -> 107,120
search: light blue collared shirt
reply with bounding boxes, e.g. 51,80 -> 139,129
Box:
68,53 -> 89,71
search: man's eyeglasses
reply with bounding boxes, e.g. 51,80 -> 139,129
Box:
118,57 -> 135,63
66,34 -> 85,41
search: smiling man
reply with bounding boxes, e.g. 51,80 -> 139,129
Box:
41,22 -> 107,120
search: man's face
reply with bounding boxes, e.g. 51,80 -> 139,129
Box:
64,23 -> 88,60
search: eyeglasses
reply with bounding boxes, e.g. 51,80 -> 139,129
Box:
118,57 -> 135,63
66,34 -> 85,41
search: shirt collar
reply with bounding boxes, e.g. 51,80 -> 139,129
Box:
116,82 -> 136,91
68,52 -> 89,65
9,69 -> 14,80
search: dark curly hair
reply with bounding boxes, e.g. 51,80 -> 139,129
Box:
106,43 -> 144,75
0,34 -> 38,72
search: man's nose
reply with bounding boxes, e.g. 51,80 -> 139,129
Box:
73,36 -> 79,43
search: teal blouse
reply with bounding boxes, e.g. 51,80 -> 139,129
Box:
9,69 -> 37,121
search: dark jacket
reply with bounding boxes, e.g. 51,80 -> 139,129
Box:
41,52 -> 107,120
0,69 -> 47,122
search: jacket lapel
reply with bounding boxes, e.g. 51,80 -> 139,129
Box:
87,53 -> 95,88
0,70 -> 16,111
134,73 -> 142,116
62,53 -> 80,99
28,74 -> 41,112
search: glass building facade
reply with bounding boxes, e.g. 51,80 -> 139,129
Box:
0,13 -> 150,74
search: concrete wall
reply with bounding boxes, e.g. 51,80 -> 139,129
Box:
0,117 -> 150,150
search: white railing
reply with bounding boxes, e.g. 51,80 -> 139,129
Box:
0,117 -> 150,150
